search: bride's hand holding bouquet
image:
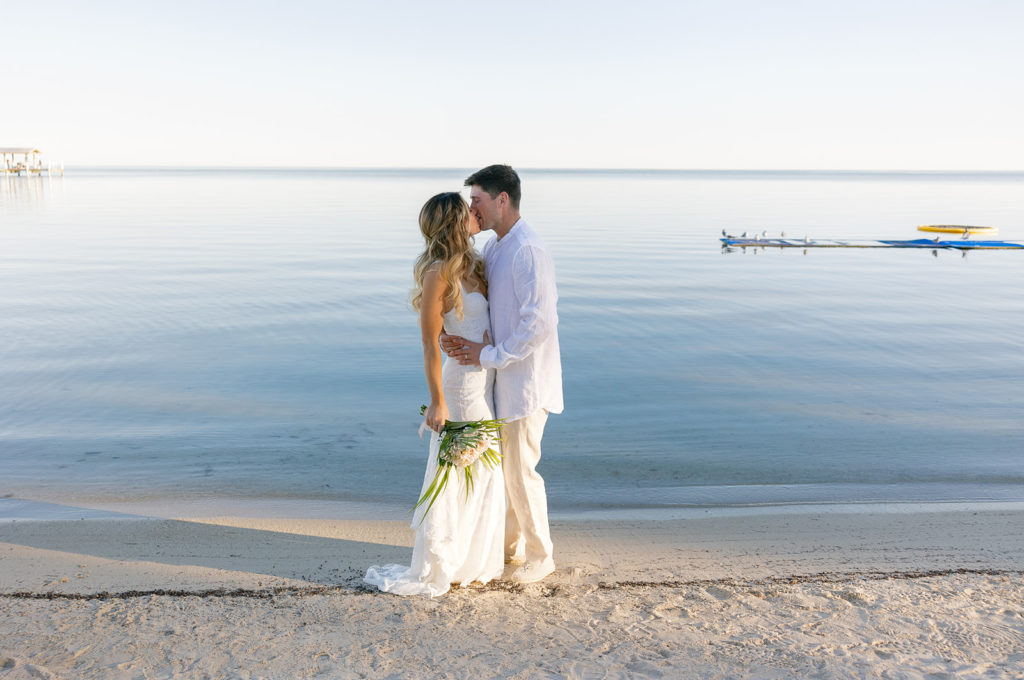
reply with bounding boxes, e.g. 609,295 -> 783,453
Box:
423,401 -> 449,433
414,405 -> 503,521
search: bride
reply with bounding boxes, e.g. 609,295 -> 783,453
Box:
364,192 -> 505,596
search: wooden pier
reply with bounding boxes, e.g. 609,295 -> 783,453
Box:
1,147 -> 64,176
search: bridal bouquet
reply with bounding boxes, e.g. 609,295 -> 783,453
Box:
414,405 -> 503,521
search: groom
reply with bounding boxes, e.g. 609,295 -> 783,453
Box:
441,164 -> 563,584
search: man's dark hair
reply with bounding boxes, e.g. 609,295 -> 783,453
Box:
464,165 -> 521,209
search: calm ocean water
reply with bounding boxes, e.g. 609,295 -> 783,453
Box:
2,168 -> 1023,518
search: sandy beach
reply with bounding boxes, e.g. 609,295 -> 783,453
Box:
2,505 -> 1023,679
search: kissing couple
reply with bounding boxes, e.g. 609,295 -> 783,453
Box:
365,164 -> 563,596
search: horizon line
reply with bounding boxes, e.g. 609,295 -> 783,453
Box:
37,165 -> 1024,174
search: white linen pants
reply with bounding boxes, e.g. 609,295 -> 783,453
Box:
502,408 -> 553,563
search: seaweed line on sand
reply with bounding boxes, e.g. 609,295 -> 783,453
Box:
1,568 -> 1020,601
599,567 -> 1024,590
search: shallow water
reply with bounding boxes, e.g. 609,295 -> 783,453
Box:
2,168 -> 1023,516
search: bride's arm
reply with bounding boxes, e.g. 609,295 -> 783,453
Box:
420,268 -> 449,432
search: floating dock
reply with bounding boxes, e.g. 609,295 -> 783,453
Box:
1,147 -> 64,176
721,236 -> 1024,250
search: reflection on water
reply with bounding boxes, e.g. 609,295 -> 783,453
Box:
2,173 -> 65,211
1,169 -> 1023,514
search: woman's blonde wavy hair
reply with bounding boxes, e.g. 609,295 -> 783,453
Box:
411,192 -> 486,320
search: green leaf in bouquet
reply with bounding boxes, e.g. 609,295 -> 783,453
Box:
412,406 -> 507,521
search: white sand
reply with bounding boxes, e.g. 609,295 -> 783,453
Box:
2,507 -> 1023,679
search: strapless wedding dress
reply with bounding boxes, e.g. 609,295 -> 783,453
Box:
364,285 -> 505,596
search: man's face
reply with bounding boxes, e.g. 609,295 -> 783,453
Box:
469,185 -> 500,232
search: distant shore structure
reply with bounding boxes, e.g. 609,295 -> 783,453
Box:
1,147 -> 64,176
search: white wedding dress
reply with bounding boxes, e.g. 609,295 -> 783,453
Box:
364,284 -> 505,596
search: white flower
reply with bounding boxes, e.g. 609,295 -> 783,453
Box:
413,408 -> 505,521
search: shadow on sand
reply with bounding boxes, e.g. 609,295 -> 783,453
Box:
0,499 -> 412,595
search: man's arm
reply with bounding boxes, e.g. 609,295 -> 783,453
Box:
471,244 -> 556,369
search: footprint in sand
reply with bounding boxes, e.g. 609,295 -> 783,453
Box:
836,588 -> 874,606
704,586 -> 734,601
651,598 -> 691,620
606,603 -> 639,624
1,657 -> 61,679
933,618 -> 1024,663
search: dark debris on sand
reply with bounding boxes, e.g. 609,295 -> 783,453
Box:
2,568 -> 1019,601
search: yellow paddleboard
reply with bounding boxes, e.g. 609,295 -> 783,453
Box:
918,224 -> 998,234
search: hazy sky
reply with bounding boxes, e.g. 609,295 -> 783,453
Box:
5,0 -> 1021,169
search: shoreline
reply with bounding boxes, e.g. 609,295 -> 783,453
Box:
5,494 -> 1024,524
4,502 -> 1022,595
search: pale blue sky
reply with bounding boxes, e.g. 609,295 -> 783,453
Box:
5,0 -> 1022,169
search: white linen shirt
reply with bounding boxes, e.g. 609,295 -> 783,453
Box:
479,218 -> 564,421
